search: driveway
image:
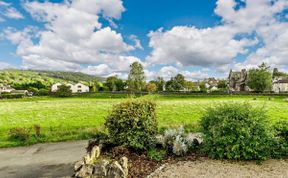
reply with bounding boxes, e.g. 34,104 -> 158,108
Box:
0,140 -> 88,178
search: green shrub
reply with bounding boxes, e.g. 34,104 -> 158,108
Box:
9,127 -> 31,142
273,120 -> 288,142
200,103 -> 272,160
105,99 -> 157,150
28,87 -> 39,95
0,94 -> 24,99
147,148 -> 166,161
271,120 -> 288,157
38,89 -> 49,96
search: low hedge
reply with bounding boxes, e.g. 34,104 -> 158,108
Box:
0,94 -> 24,99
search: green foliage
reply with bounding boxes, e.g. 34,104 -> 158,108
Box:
127,62 -> 146,91
155,77 -> 165,91
270,121 -> 288,157
0,93 -> 24,99
105,99 -> 158,150
28,87 -> 39,95
200,103 -> 272,160
105,76 -> 125,91
54,85 -> 72,97
146,82 -> 157,93
147,148 -> 167,161
9,127 -> 31,142
272,68 -> 288,79
184,81 -> 197,91
38,89 -> 49,96
273,120 -> 288,142
217,80 -> 227,89
165,74 -> 185,91
247,63 -> 272,92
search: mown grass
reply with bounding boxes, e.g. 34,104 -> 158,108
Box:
0,94 -> 287,148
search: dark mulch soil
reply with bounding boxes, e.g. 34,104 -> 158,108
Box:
86,140 -> 199,178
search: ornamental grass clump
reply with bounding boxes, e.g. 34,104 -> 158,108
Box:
200,103 -> 273,160
105,99 -> 157,150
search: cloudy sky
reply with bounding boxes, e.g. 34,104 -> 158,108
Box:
0,0 -> 287,80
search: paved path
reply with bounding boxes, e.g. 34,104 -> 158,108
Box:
0,140 -> 88,178
150,158 -> 288,178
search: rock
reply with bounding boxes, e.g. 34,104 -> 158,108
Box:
75,164 -> 93,178
74,160 -> 84,172
74,145 -> 128,178
84,146 -> 101,165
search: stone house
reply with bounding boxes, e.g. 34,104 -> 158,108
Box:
272,78 -> 288,93
51,83 -> 89,93
228,69 -> 251,92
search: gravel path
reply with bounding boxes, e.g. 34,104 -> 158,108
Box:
149,158 -> 288,178
0,140 -> 87,178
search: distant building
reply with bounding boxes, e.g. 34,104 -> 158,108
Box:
272,78 -> 288,93
204,78 -> 218,92
51,83 -> 89,93
0,84 -> 15,93
228,69 -> 250,92
11,90 -> 29,95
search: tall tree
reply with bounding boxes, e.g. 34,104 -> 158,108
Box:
127,62 -> 145,91
217,80 -> 227,89
247,63 -> 272,93
155,77 -> 165,91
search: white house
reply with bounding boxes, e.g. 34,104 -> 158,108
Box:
72,83 -> 90,93
51,83 -> 89,93
272,79 -> 288,93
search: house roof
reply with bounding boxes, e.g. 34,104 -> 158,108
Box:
274,79 -> 288,84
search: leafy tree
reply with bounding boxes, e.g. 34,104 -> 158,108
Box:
127,62 -> 145,91
55,85 -> 72,97
155,77 -> 165,91
272,68 -> 287,79
199,81 -> 207,92
105,76 -> 126,91
146,82 -> 157,93
184,81 -> 197,91
105,76 -> 118,91
247,63 -> 272,93
217,80 -> 227,89
165,74 -> 185,91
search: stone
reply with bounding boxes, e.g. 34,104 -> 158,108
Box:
75,164 -> 93,178
74,160 -> 84,172
74,145 -> 128,178
84,146 -> 101,165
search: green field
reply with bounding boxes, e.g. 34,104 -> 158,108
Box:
0,94 -> 288,148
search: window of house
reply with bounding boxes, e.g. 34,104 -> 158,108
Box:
78,90 -> 82,92
78,85 -> 81,88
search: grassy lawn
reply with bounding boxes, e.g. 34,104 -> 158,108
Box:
0,94 -> 288,148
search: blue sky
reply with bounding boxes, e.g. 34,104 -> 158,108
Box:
0,0 -> 288,80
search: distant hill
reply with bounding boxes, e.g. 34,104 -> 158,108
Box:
0,69 -> 104,89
